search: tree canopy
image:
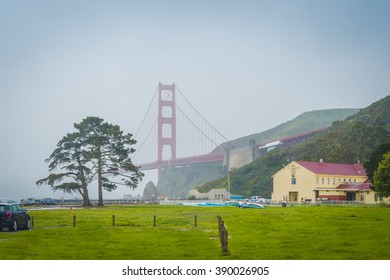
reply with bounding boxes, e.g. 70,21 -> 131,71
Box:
373,152 -> 390,198
364,142 -> 390,182
37,116 -> 143,206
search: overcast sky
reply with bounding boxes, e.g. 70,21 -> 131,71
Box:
1,0 -> 389,200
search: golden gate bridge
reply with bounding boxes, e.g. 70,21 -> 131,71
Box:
133,82 -> 229,180
133,82 -> 327,181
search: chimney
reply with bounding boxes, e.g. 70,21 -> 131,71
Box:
358,160 -> 361,174
320,159 -> 324,165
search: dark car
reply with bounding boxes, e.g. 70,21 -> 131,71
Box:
40,198 -> 56,205
0,203 -> 31,231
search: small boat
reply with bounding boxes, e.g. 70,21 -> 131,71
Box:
197,202 -> 231,207
237,202 -> 265,209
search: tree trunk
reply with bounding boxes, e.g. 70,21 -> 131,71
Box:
97,158 -> 104,206
81,186 -> 92,206
77,158 -> 92,207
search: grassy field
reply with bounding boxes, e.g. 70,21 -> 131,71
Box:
1,204 -> 389,260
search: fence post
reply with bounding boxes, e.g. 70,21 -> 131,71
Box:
221,228 -> 228,253
217,215 -> 221,226
112,215 -> 116,227
153,215 -> 156,227
194,215 -> 197,227
31,216 -> 34,228
73,215 -> 76,227
219,221 -> 224,243
217,216 -> 229,254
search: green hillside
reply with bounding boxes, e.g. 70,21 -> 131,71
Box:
216,108 -> 360,150
157,108 -> 360,198
199,96 -> 390,198
157,162 -> 226,199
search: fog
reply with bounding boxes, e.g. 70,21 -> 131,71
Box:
1,0 -> 389,200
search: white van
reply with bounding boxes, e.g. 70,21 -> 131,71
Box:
250,196 -> 267,203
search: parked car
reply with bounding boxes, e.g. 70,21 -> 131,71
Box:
21,199 -> 35,206
40,198 -> 56,205
0,203 -> 31,231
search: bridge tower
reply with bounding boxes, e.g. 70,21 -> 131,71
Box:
157,82 -> 176,180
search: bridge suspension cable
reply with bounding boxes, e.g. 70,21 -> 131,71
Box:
175,86 -> 229,143
134,85 -> 159,140
175,86 -> 230,158
132,117 -> 157,159
133,82 -> 231,163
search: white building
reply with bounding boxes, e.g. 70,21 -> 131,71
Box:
189,188 -> 230,200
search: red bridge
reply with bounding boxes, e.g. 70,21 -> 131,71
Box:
135,83 -> 327,180
134,82 -> 228,180
139,152 -> 224,171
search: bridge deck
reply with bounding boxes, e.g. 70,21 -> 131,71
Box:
139,152 -> 224,170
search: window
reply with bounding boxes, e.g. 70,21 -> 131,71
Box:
322,178 -> 324,184
291,165 -> 296,176
291,166 -> 296,185
291,176 -> 296,185
316,177 -> 319,184
327,178 -> 330,185
375,194 -> 384,202
333,178 -> 336,184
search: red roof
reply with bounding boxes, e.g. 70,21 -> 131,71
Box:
296,161 -> 367,176
336,183 -> 371,191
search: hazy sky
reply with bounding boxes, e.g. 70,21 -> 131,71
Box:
1,0 -> 389,200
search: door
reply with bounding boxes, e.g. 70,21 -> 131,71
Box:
11,204 -> 28,227
346,192 -> 356,201
289,192 -> 298,202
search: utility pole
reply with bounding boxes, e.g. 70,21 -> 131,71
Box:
228,170 -> 231,200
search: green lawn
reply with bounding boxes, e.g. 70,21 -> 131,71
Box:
1,204 -> 389,260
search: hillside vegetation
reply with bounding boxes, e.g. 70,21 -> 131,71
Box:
199,96 -> 390,198
157,108 -> 360,198
157,162 -> 225,199
215,108 -> 360,150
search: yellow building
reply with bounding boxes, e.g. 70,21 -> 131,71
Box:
272,160 -> 387,204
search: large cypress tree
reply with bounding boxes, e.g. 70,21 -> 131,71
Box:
37,116 -> 143,206
36,132 -> 93,206
75,116 -> 143,206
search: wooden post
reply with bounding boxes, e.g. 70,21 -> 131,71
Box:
217,216 -> 228,253
153,215 -> 156,227
194,215 -> 197,227
112,215 -> 116,227
31,216 -> 34,228
217,215 -> 221,226
219,221 -> 225,243
221,228 -> 229,253
73,215 -> 76,227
